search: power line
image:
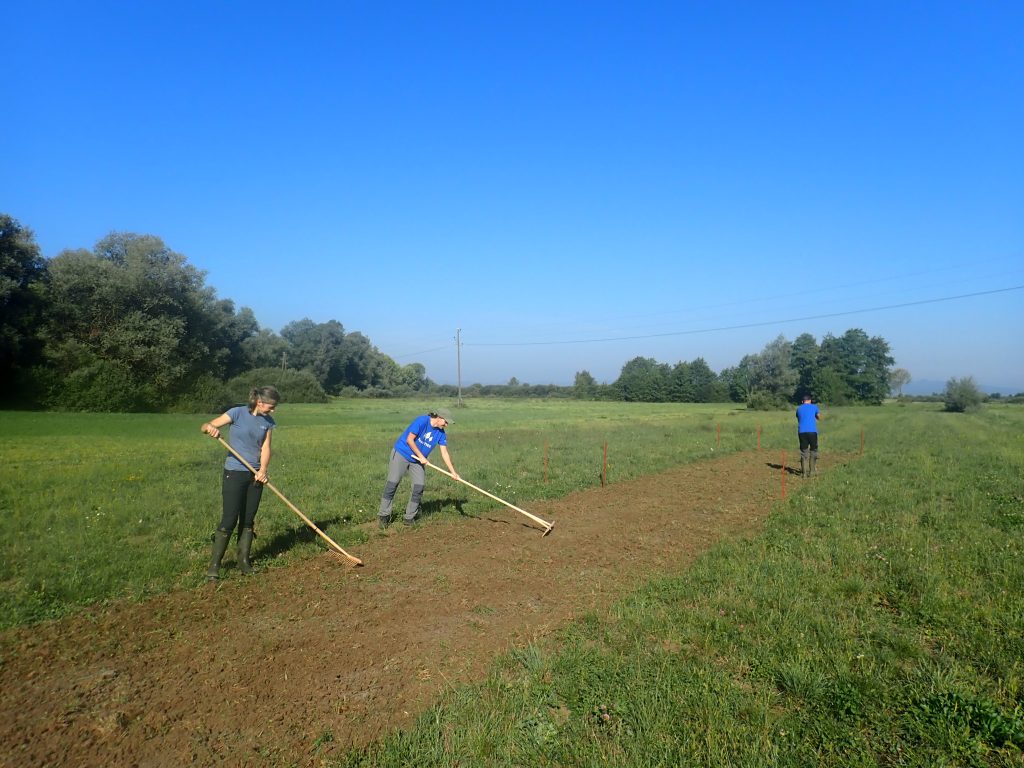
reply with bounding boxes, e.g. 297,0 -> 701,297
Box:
465,285 -> 1024,348
392,344 -> 452,360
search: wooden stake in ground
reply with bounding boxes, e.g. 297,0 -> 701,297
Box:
212,436 -> 363,566
425,462 -> 554,536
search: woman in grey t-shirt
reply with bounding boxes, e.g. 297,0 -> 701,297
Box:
200,385 -> 279,580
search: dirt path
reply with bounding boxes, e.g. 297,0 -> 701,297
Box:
0,451 -> 848,767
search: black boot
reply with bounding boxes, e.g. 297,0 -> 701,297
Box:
207,529 -> 231,581
237,528 -> 255,575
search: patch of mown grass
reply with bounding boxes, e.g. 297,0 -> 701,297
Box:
332,404 -> 1024,767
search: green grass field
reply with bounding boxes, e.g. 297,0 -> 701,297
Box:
2,399 -> 1022,765
0,398 -> 859,629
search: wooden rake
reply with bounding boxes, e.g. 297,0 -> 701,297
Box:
212,437 -> 363,566
425,461 -> 554,536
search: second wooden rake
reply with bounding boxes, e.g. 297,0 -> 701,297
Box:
425,461 -> 554,536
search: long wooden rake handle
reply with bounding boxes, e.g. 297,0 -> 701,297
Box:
425,461 -> 554,536
213,437 -> 363,566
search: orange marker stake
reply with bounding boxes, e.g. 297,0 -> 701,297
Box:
780,449 -> 787,499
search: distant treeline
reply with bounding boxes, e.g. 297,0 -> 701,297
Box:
2,214 -> 896,411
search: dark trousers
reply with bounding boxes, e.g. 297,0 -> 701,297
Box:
219,469 -> 264,534
798,432 -> 819,452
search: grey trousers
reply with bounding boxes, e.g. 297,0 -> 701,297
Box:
379,450 -> 426,521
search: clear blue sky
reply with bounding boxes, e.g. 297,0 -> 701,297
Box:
4,1 -> 1022,390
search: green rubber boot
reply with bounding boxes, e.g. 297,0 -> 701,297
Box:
237,528 -> 255,575
809,451 -> 818,477
800,449 -> 809,478
206,528 -> 231,581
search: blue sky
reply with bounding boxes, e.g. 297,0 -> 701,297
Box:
4,1 -> 1022,390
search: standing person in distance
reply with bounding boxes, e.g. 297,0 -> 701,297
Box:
796,393 -> 821,478
378,409 -> 459,529
200,386 -> 280,580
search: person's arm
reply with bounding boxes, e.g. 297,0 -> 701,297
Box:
438,445 -> 459,480
254,430 -> 272,484
406,432 -> 428,464
200,413 -> 232,439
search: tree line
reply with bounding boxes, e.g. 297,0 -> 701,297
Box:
2,213 -> 898,411
0,215 -> 430,411
565,326 -> 896,408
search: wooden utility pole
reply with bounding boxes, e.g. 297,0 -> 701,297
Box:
456,328 -> 463,407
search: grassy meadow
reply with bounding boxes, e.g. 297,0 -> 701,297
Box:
0,398 -> 855,629
2,399 -> 1022,765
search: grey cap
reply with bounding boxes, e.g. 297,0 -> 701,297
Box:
435,408 -> 455,424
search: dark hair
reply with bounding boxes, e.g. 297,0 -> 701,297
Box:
248,385 -> 281,412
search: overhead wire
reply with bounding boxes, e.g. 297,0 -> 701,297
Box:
464,284 -> 1024,348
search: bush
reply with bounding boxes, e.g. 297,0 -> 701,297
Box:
943,376 -> 984,413
746,391 -> 789,411
223,367 -> 328,408
50,360 -> 153,412
171,374 -> 233,414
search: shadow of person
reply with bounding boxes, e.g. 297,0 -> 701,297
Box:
764,462 -> 801,476
253,514 -> 347,561
418,496 -> 469,520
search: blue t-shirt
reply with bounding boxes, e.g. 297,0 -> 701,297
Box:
796,402 -> 820,433
224,405 -> 276,471
393,414 -> 447,462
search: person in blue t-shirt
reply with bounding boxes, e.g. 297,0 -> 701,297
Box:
200,385 -> 280,580
795,394 -> 821,477
378,409 -> 460,528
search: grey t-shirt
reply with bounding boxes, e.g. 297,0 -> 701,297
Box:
224,405 -> 276,471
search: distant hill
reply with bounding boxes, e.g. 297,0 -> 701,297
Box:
901,379 -> 1022,396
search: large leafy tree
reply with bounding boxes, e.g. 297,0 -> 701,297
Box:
668,360 -> 695,402
615,356 -> 670,402
280,318 -> 347,392
0,214 -> 47,389
790,332 -> 819,400
573,370 -> 598,399
689,357 -> 721,402
42,232 -> 258,410
889,367 -> 911,397
745,334 -> 797,406
719,362 -> 751,403
819,328 -> 893,405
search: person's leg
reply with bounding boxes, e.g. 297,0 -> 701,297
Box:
808,433 -> 819,476
799,434 -> 811,477
209,470 -> 247,580
404,462 -> 426,523
237,480 -> 264,574
379,451 -> 408,527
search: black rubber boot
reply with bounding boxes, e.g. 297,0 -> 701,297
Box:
378,514 -> 392,530
207,529 -> 231,581
237,528 -> 255,575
